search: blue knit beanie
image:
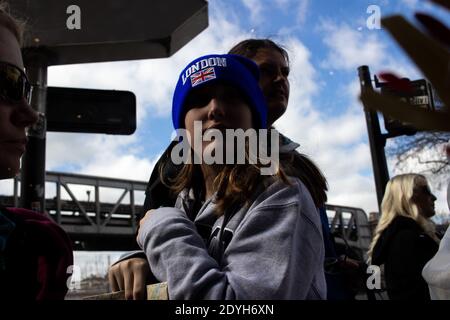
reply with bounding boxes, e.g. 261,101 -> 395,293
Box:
172,54 -> 267,130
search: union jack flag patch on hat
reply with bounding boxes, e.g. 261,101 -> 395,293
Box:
190,67 -> 216,87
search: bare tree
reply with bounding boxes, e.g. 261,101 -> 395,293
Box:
387,131 -> 450,188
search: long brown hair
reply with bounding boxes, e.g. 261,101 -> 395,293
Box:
162,138 -> 291,216
280,151 -> 328,208
229,39 -> 328,207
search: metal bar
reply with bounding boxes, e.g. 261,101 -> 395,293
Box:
45,171 -> 147,189
102,189 -> 128,227
130,185 -> 136,232
330,208 -> 340,234
20,55 -> 48,212
346,214 -> 356,240
337,209 -> 346,241
13,176 -> 19,207
56,178 -> 61,224
358,65 -> 390,210
61,182 -> 95,226
95,183 -> 100,231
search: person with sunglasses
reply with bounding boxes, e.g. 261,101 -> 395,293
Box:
0,8 -> 35,178
0,3 -> 73,300
368,174 -> 440,300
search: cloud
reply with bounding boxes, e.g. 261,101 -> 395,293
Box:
272,37 -> 379,213
319,19 -> 422,79
319,20 -> 386,71
240,0 -> 264,25
45,132 -> 135,170
275,0 -> 290,8
327,174 -> 378,211
400,0 -> 418,9
276,38 -> 367,148
80,152 -> 159,182
296,0 -> 309,25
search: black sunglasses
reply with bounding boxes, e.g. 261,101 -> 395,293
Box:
0,61 -> 33,105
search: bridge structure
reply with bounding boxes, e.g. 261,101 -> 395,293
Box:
1,171 -> 146,250
326,205 -> 373,261
0,172 -> 373,254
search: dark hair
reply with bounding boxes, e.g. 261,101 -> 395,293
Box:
228,38 -> 328,207
228,39 -> 289,66
0,2 -> 24,45
281,151 -> 328,207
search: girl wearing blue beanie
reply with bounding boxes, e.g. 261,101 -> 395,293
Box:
133,54 -> 326,300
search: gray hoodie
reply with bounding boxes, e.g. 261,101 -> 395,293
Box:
137,176 -> 326,300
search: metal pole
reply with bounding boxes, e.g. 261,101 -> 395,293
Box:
130,185 -> 136,233
13,176 -> 19,207
95,184 -> 100,232
20,54 -> 48,212
358,66 -> 390,211
56,179 -> 61,224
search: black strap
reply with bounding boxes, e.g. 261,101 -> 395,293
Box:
141,140 -> 182,216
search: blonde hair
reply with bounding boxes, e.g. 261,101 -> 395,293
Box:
367,174 -> 439,263
0,1 -> 24,44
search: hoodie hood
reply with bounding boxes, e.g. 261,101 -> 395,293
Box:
372,215 -> 423,265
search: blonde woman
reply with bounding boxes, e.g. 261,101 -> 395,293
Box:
368,174 -> 440,300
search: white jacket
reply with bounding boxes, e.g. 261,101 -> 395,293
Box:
422,225 -> 450,299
